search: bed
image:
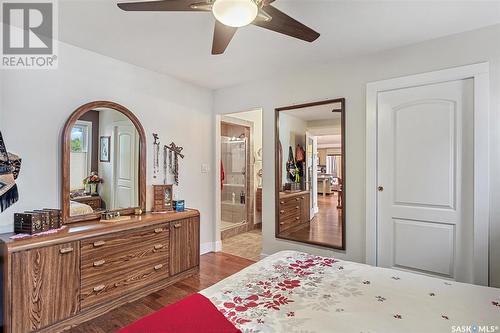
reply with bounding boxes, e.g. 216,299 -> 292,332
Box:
121,251 -> 500,333
69,200 -> 94,216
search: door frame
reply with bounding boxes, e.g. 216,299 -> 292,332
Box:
365,62 -> 490,286
214,109 -> 263,255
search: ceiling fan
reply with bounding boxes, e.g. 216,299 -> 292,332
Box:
117,0 -> 320,55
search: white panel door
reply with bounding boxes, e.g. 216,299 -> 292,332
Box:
113,125 -> 138,209
377,79 -> 473,282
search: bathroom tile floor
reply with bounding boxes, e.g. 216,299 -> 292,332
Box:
221,228 -> 262,261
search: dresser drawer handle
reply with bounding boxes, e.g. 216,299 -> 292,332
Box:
59,247 -> 74,254
154,264 -> 164,271
93,240 -> 106,248
154,228 -> 164,233
301,196 -> 305,199
280,201 -> 285,204
280,210 -> 285,214
173,223 -> 182,229
154,244 -> 164,250
295,198 -> 300,201
93,259 -> 106,267
295,206 -> 299,209
280,222 -> 285,225
93,285 -> 105,292
295,217 -> 300,220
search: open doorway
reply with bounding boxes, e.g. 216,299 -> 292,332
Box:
217,109 -> 263,261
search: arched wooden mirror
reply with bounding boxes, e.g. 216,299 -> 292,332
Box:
62,101 -> 146,223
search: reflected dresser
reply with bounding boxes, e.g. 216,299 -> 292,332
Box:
278,191 -> 311,234
0,210 -> 200,333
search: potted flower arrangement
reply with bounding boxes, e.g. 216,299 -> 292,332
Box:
83,172 -> 103,196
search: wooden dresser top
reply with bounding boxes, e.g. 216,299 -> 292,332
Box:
0,210 -> 200,253
279,191 -> 310,199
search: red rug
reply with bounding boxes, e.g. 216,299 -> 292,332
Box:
117,293 -> 241,333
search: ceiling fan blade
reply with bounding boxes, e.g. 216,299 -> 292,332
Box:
252,5 -> 320,42
117,0 -> 206,11
212,21 -> 237,55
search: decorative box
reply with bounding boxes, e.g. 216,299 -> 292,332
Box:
27,211 -> 50,231
173,200 -> 185,212
152,185 -> 173,212
14,212 -> 43,234
39,209 -> 61,229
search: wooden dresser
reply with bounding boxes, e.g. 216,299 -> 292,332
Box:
0,210 -> 200,333
278,191 -> 310,234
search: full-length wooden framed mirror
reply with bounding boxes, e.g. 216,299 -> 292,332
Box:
62,101 -> 146,223
275,98 -> 346,250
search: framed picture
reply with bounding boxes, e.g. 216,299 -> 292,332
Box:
152,185 -> 173,212
99,136 -> 111,162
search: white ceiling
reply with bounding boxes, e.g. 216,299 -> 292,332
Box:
58,0 -> 500,89
317,134 -> 341,147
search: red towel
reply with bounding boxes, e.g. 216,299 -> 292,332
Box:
221,160 -> 225,191
118,293 -> 241,333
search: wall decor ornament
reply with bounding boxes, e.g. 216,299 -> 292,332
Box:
0,131 -> 21,213
165,142 -> 184,186
152,133 -> 160,179
99,136 -> 111,162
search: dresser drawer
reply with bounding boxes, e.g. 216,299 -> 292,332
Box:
279,196 -> 302,206
81,236 -> 169,282
81,224 -> 168,258
279,215 -> 301,232
279,201 -> 301,218
80,259 -> 169,309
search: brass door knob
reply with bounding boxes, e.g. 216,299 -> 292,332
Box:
378,186 -> 384,192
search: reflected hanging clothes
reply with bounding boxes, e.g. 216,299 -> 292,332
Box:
286,146 -> 296,182
220,160 -> 225,191
295,144 -> 305,178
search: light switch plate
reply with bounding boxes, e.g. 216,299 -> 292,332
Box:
201,163 -> 210,173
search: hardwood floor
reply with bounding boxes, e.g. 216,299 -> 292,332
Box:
285,193 -> 343,247
67,253 -> 255,333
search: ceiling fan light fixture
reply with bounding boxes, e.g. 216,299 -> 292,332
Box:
212,0 -> 259,28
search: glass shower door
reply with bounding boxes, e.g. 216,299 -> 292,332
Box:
221,136 -> 248,231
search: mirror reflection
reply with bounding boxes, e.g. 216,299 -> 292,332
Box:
69,108 -> 139,217
276,99 -> 345,249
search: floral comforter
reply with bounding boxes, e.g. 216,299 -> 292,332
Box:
200,251 -> 500,333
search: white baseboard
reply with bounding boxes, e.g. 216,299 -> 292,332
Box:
200,240 -> 223,255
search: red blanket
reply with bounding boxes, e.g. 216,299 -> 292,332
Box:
118,293 -> 241,333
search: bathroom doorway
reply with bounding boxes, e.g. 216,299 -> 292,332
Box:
218,110 -> 263,261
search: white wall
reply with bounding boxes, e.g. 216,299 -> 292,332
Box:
0,41 -> 216,250
279,113 -> 307,186
213,24 -> 500,287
